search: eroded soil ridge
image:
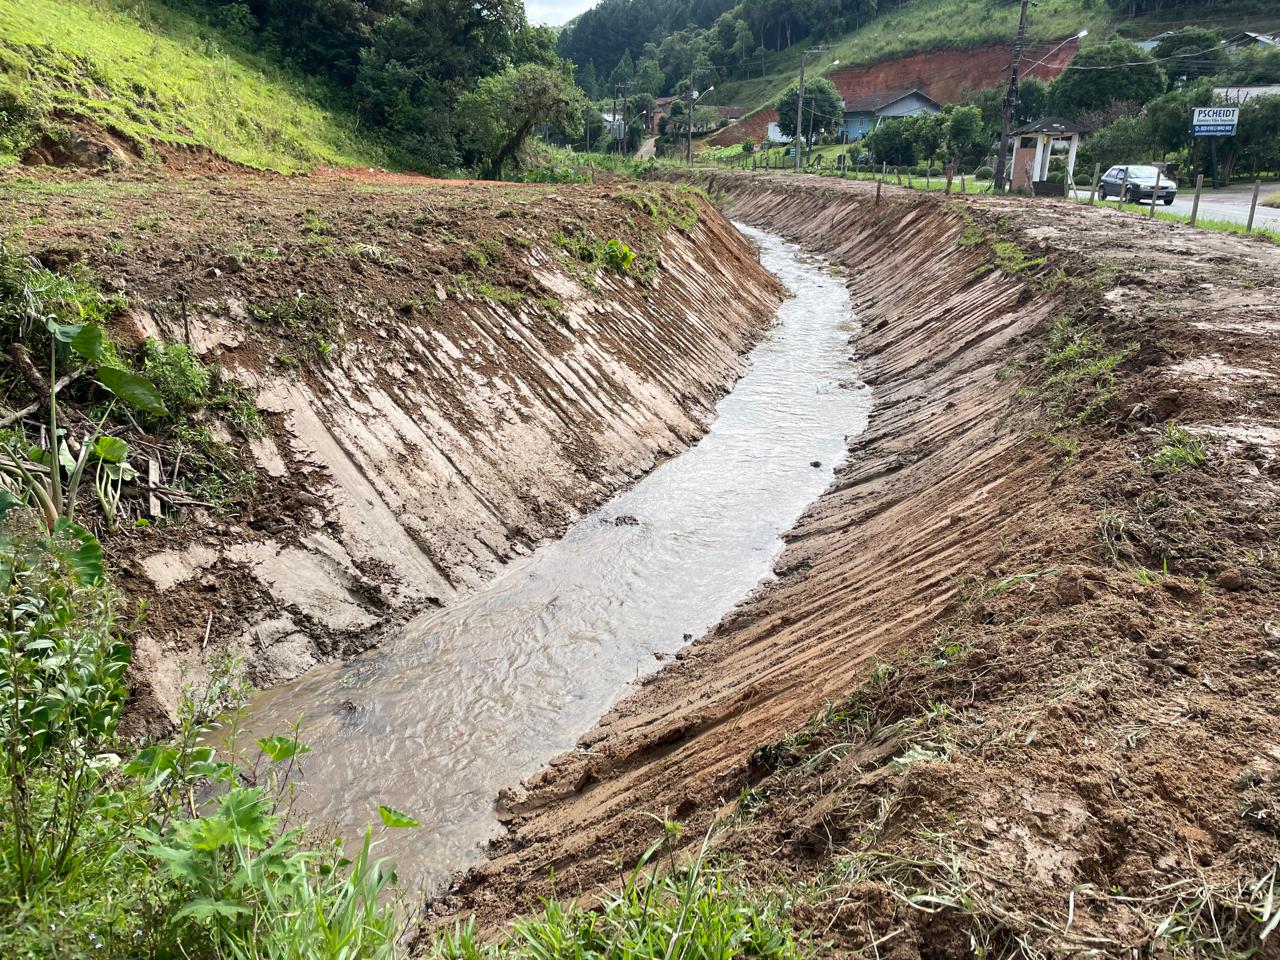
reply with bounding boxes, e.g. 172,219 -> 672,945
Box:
435,172 -> 1280,956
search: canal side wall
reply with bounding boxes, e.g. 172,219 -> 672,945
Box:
121,185 -> 785,733
440,173 -> 1065,913
439,171 -> 1280,946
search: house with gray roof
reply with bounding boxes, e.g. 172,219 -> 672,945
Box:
840,89 -> 942,141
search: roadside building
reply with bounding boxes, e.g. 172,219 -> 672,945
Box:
839,89 -> 941,141
1010,117 -> 1084,195
1223,31 -> 1279,50
1214,84 -> 1280,104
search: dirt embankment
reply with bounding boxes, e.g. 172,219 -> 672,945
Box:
434,174 -> 1280,955
1,172 -> 783,732
707,40 -> 1078,147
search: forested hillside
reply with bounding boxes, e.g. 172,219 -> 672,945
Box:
0,0 -> 586,175
560,0 -> 1278,106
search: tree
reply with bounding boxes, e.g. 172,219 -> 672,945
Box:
457,63 -> 587,178
863,118 -> 915,166
1152,27 -> 1225,86
1049,40 -> 1167,121
610,49 -> 636,90
1018,77 -> 1049,124
1079,115 -> 1157,171
945,104 -> 985,166
905,111 -> 946,164
774,76 -> 841,140
1217,46 -> 1280,86
634,57 -> 666,95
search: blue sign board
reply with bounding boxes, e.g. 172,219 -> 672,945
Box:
1191,107 -> 1238,137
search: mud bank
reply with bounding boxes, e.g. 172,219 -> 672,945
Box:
436,174 -> 1280,954
0,174 -> 783,731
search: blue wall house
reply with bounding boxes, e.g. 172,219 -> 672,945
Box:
840,89 -> 942,141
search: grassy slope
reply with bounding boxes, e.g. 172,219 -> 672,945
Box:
705,0 -> 1280,114
0,0 -> 386,172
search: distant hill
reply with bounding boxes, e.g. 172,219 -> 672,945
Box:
560,0 -> 1279,111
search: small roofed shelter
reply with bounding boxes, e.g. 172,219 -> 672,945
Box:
1010,117 -> 1085,195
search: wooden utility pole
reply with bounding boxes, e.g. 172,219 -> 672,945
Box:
993,0 -> 1030,193
793,47 -> 830,172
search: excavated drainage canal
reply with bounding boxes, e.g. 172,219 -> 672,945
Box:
235,226 -> 871,892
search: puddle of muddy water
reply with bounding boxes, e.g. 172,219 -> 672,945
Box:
228,225 -> 872,893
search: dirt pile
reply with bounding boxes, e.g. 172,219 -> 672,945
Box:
433,174 -> 1280,955
0,171 -> 783,731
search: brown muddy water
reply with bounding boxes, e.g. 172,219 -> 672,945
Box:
227,225 -> 872,893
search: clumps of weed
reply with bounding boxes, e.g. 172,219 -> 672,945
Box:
430,829 -> 801,960
251,291 -> 345,365
473,282 -> 524,306
555,231 -> 638,275
958,213 -> 1047,278
992,240 -> 1046,275
1039,312 -> 1135,424
623,187 -> 700,234
140,340 -> 263,438
344,241 -> 399,266
1148,423 -> 1207,475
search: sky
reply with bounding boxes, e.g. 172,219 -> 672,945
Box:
526,0 -> 597,27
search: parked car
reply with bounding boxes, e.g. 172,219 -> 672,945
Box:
1098,164 -> 1178,205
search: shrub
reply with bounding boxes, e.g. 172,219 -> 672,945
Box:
601,239 -> 636,272
0,520 -> 407,958
142,339 -> 212,414
974,165 -> 995,180
909,165 -> 928,177
1075,172 -> 1094,186
928,166 -> 943,177
1046,171 -> 1065,184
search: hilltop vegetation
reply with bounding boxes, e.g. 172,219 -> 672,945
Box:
0,0 -> 385,171
0,0 -> 587,176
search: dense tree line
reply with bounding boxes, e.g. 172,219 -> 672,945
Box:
163,0 -> 584,174
560,0 -> 908,98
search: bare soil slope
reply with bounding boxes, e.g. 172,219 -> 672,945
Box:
434,174 -> 1280,955
1,170 -> 783,732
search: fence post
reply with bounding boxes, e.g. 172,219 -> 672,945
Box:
896,166 -> 902,186
1087,163 -> 1100,205
876,175 -> 882,205
1118,167 -> 1130,208
1246,178 -> 1261,234
945,162 -> 954,195
1190,174 -> 1204,226
960,172 -> 966,194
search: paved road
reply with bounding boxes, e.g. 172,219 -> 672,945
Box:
1094,181 -> 1280,231
635,136 -> 657,161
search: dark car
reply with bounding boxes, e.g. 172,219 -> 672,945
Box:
1098,164 -> 1177,205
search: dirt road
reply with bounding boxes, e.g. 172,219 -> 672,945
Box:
433,173 -> 1280,955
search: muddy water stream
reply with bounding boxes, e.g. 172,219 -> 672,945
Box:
234,226 -> 871,892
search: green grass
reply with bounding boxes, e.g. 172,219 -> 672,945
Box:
0,0 -> 387,171
429,830 -> 802,960
704,0 -> 1276,116
1080,196 -> 1280,245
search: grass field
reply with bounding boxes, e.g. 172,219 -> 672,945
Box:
703,0 -> 1280,115
0,0 -> 385,172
